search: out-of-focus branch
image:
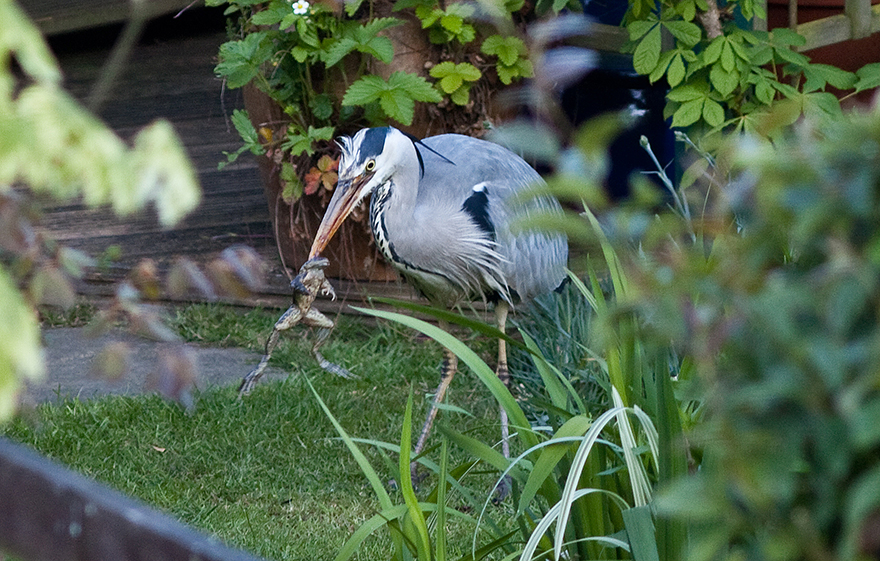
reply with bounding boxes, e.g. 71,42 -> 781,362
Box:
87,0 -> 147,112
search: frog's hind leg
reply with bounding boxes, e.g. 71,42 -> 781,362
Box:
306,312 -> 356,379
238,307 -> 300,397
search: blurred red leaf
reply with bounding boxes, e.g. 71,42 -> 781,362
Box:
304,155 -> 339,195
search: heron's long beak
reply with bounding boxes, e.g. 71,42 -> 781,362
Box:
309,172 -> 372,258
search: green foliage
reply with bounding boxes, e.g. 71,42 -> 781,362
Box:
0,268 -> 43,420
280,124 -> 335,157
429,62 -> 480,105
322,18 -> 401,67
623,0 -> 880,133
0,1 -> 200,421
532,100 -> 880,559
212,0 -> 547,170
350,258 -> 689,561
218,109 -> 263,169
481,35 -> 533,85
215,32 -> 273,89
623,105 -> 880,561
314,380 -> 513,561
343,72 -> 442,126
415,2 -> 476,45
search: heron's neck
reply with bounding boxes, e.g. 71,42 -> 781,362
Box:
368,160 -> 420,265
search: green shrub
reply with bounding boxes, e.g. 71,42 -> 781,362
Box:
618,104 -> 880,560
0,2 -> 200,422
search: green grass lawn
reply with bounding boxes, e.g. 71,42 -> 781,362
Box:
4,304 -> 515,560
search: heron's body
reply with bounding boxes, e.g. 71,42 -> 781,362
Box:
339,129 -> 568,307
309,127 -> 568,490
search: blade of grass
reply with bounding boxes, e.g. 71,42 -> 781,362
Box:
334,504 -> 410,561
555,404 -> 631,558
351,437 -> 490,516
351,306 -> 537,449
472,435 -> 589,557
436,437 -> 448,561
517,415 -> 592,515
652,359 -> 687,559
400,391 -> 432,560
520,331 -> 586,414
453,529 -> 519,561
368,297 -> 523,349
336,500 -> 490,561
566,269 -> 598,314
582,204 -> 629,298
622,505 -> 659,561
308,378 -> 410,558
612,387 -> 652,507
520,488 -> 631,561
307,378 -> 393,509
439,426 -> 520,479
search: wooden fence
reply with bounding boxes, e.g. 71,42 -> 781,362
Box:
0,437 -> 266,561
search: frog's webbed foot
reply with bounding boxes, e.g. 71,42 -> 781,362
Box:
311,324 -> 356,380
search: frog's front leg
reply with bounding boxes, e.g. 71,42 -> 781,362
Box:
319,279 -> 336,300
238,306 -> 303,397
303,309 -> 355,379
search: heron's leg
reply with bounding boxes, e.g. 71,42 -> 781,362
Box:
495,301 -> 511,457
494,301 -> 512,501
411,344 -> 458,484
238,307 -> 300,397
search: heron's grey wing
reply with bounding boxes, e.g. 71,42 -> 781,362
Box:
419,135 -> 568,303
475,180 -> 568,303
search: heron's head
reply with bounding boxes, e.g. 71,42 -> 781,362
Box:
309,127 -> 415,258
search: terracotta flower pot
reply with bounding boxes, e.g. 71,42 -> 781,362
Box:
241,85 -> 397,281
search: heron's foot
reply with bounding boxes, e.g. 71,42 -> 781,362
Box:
491,474 -> 512,505
410,461 -> 426,491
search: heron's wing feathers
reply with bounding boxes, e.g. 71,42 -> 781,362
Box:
393,184 -> 510,304
480,180 -> 568,303
386,133 -> 567,305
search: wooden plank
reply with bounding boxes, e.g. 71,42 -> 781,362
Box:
797,2 -> 880,50
38,175 -> 270,239
570,22 -> 628,53
19,0 -> 193,35
847,0 -> 873,38
0,437 -> 266,561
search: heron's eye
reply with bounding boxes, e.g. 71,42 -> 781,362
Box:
365,159 -> 376,172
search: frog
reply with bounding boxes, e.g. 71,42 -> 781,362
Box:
238,256 -> 353,397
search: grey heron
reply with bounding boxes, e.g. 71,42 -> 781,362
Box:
309,126 -> 568,484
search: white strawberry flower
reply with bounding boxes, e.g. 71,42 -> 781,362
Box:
290,0 -> 310,15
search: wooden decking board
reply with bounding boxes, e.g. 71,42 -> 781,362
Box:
52,224 -> 278,266
20,0 -> 193,35
38,206 -> 270,243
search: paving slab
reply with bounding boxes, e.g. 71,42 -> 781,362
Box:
24,327 -> 289,404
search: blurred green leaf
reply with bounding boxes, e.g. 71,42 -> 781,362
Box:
0,267 -> 43,421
